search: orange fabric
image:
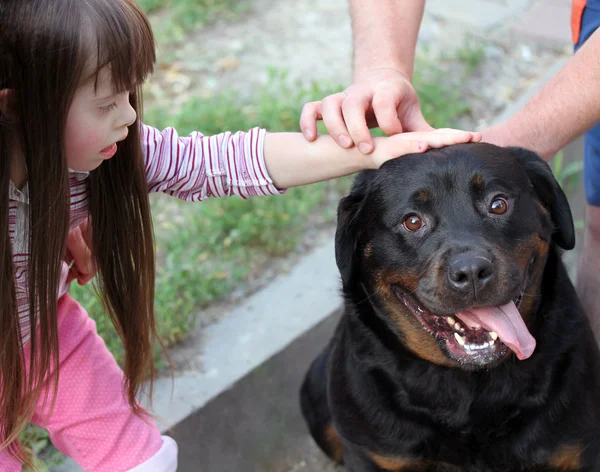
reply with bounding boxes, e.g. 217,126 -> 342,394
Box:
572,0 -> 588,44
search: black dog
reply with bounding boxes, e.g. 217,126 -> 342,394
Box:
300,144 -> 600,471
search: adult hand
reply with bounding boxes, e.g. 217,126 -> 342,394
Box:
300,68 -> 433,154
66,218 -> 96,285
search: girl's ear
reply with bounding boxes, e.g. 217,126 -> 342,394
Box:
0,89 -> 15,118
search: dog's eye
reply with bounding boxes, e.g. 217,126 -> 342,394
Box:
403,215 -> 424,231
490,198 -> 508,215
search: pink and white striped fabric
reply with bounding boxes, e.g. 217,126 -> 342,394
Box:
8,124 -> 282,343
143,125 -> 281,199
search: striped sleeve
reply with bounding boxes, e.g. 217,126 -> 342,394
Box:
140,123 -> 285,201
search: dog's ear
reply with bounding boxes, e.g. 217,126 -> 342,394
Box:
335,174 -> 370,287
509,147 -> 575,250
335,194 -> 362,286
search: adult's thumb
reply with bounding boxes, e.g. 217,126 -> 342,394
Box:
405,107 -> 434,132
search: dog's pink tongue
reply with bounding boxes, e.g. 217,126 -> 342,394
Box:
455,302 -> 536,360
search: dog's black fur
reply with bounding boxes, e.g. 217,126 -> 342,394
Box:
300,144 -> 600,471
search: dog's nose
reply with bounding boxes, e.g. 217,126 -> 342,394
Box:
447,254 -> 494,293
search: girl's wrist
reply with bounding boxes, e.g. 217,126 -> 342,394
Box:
370,135 -> 394,169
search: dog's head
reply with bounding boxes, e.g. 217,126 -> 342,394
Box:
336,143 -> 574,370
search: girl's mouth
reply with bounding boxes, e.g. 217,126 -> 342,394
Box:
100,143 -> 117,158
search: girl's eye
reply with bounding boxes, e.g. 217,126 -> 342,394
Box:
99,102 -> 117,114
403,215 -> 424,231
489,198 -> 508,215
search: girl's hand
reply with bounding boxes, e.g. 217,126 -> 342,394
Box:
370,129 -> 482,168
66,218 -> 96,285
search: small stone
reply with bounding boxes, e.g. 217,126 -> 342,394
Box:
216,55 -> 240,72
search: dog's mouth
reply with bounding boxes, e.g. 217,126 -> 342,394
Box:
392,259 -> 537,367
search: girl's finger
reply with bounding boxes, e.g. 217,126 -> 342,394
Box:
413,131 -> 476,148
426,129 -> 482,143
378,139 -> 428,166
66,224 -> 94,275
77,273 -> 95,286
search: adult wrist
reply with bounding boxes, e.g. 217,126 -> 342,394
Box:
353,64 -> 413,83
481,122 -> 557,162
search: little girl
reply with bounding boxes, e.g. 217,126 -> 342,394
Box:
0,0 -> 479,470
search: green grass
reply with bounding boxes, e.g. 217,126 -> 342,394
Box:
20,426 -> 63,472
551,150 -> 585,230
551,151 -> 584,195
141,0 -> 250,43
454,36 -> 487,74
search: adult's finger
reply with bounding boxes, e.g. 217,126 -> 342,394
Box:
371,88 -> 404,136
342,92 -> 375,154
402,103 -> 435,132
321,92 -> 353,148
299,101 -> 323,142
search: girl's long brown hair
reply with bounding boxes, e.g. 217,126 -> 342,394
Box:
0,0 -> 157,464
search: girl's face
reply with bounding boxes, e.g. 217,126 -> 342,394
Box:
65,67 -> 137,172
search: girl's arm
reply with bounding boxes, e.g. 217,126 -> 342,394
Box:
141,123 -> 480,200
264,129 -> 479,189
142,125 -> 281,200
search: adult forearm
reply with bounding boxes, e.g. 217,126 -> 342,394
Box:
350,0 -> 426,81
500,29 -> 600,160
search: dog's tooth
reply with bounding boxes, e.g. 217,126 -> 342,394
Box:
465,342 -> 490,351
447,317 -> 456,326
489,339 -> 495,346
454,333 -> 466,346
489,331 -> 498,341
454,323 -> 461,331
